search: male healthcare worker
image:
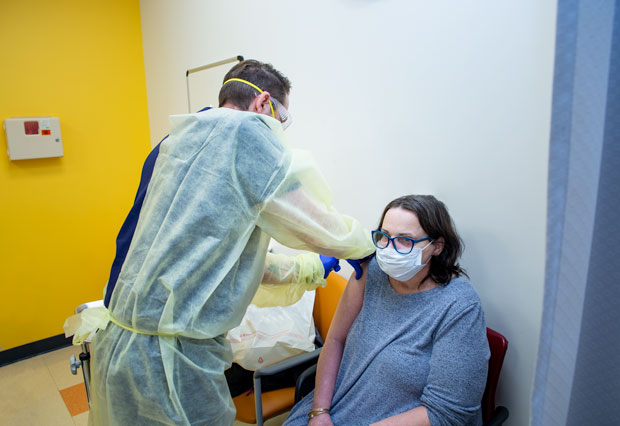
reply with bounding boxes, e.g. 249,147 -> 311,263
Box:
73,60 -> 374,425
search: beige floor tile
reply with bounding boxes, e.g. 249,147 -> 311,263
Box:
1,356 -> 73,425
0,353 -> 47,380
38,346 -> 79,365
72,411 -> 90,426
40,345 -> 85,389
4,391 -> 73,426
0,356 -> 57,412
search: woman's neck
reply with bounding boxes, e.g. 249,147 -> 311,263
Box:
389,265 -> 438,294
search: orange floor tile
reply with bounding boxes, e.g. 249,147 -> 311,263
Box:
60,383 -> 89,416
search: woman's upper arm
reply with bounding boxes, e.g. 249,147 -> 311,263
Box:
324,265 -> 368,344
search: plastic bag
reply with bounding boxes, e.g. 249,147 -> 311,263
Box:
226,290 -> 316,370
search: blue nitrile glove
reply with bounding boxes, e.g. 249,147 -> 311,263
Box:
346,252 -> 376,280
319,255 -> 341,279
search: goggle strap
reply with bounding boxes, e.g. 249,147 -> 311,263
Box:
222,78 -> 275,118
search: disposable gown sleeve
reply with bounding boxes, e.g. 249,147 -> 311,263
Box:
256,148 -> 375,260
252,252 -> 325,307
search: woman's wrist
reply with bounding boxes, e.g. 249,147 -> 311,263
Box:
308,407 -> 330,419
309,413 -> 331,425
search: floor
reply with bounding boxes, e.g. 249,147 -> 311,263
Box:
0,345 -> 89,426
0,345 -> 288,426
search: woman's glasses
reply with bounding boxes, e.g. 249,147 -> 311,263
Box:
371,230 -> 431,255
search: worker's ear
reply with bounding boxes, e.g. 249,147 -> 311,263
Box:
248,92 -> 273,117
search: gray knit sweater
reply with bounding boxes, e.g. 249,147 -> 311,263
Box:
284,258 -> 489,426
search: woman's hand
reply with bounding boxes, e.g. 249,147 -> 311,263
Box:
309,413 -> 333,426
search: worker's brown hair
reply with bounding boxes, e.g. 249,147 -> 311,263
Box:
219,60 -> 291,110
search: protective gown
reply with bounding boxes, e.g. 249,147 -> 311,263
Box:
84,108 -> 374,425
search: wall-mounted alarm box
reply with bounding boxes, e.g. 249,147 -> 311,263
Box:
4,117 -> 63,160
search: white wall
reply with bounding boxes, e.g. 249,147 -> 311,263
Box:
140,1 -> 557,424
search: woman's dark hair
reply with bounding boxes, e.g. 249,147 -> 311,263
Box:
377,194 -> 467,285
218,59 -> 291,109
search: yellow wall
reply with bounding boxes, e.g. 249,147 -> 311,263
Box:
0,0 -> 150,350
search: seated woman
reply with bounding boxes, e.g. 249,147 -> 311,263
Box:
284,194 -> 490,426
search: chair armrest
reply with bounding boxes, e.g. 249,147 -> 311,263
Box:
75,300 -> 104,314
294,364 -> 317,403
254,348 -> 322,379
251,348 -> 322,425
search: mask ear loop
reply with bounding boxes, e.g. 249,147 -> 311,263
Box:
416,240 -> 437,288
415,241 -> 435,290
420,240 -> 434,251
222,78 -> 276,118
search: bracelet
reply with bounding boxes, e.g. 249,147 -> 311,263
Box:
308,408 -> 330,419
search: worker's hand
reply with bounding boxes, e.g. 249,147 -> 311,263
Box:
319,255 -> 341,279
346,252 -> 376,280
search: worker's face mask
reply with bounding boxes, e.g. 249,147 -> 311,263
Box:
375,241 -> 432,282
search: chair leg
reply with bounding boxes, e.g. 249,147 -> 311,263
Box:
80,342 -> 92,402
253,375 -> 263,426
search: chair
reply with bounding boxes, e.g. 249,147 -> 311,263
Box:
232,272 -> 348,425
481,328 -> 509,425
68,300 -> 104,402
293,326 -> 510,426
